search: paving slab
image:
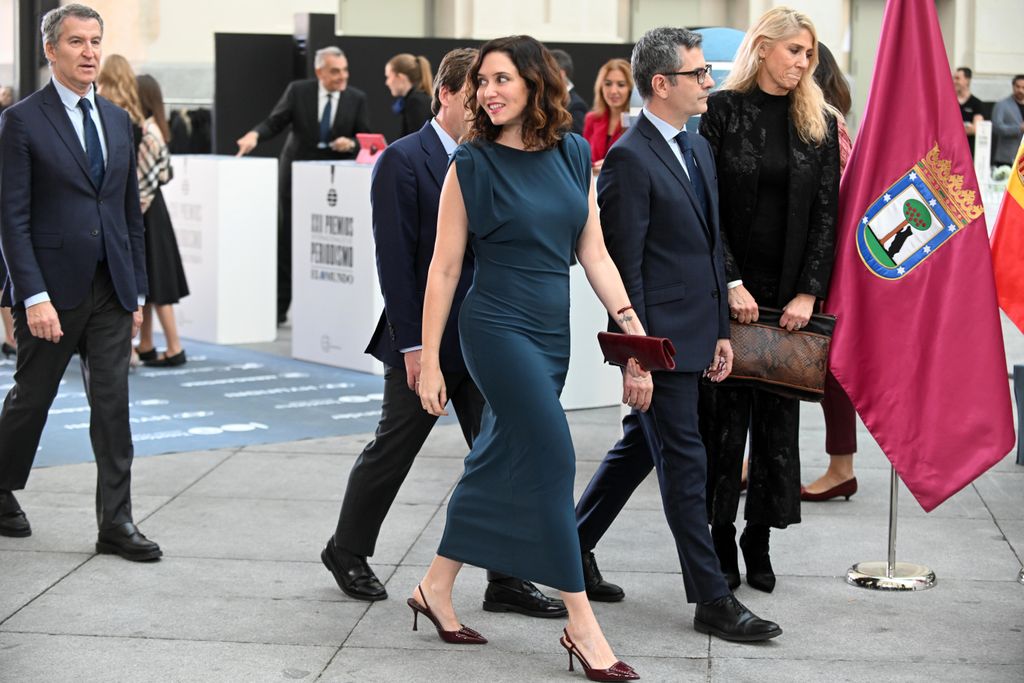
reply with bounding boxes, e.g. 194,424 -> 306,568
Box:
319,645 -> 708,682
0,550 -> 90,622
709,576 -> 1024,666
710,657 -> 1024,682
1,556 -> 365,647
138,495 -> 436,565
24,448 -> 235,497
185,451 -> 463,507
972,469 -> 1024,521
0,493 -> 171,555
0,632 -> 336,683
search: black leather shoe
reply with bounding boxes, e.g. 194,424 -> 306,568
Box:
0,489 -> 31,538
582,550 -> 625,602
482,577 -> 567,618
694,593 -> 782,642
96,522 -> 162,561
321,537 -> 387,601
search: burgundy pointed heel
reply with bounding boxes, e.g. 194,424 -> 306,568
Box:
407,584 -> 487,644
800,476 -> 858,502
559,628 -> 639,681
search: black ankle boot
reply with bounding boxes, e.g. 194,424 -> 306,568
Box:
711,523 -> 740,590
739,524 -> 776,593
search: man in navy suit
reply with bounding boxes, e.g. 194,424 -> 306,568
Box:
574,27 -> 779,641
0,4 -> 160,561
320,48 -> 564,618
236,47 -> 371,325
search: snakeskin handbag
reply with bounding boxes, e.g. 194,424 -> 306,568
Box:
724,307 -> 836,402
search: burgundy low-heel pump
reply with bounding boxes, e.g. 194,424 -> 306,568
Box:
559,628 -> 639,681
406,584 -> 487,644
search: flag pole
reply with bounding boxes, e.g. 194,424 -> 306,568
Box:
847,466 -> 936,591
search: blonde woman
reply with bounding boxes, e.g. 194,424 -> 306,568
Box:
582,58 -> 633,166
385,53 -> 433,137
698,6 -> 839,594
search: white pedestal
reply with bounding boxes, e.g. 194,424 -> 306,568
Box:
291,161 -> 384,375
562,265 -> 621,410
162,155 -> 277,344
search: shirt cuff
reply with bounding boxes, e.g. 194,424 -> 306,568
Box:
138,295 -> 146,307
399,345 -> 423,353
23,291 -> 50,307
727,280 -> 743,289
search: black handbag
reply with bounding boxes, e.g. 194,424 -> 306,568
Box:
722,307 -> 836,402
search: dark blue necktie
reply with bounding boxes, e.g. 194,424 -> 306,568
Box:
676,130 -> 707,216
78,97 -> 104,188
319,94 -> 333,146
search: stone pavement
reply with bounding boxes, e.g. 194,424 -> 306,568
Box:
1,319 -> 1023,682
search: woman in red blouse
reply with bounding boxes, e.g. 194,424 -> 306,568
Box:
583,58 -> 633,168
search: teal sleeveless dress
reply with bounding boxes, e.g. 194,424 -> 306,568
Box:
437,133 -> 591,592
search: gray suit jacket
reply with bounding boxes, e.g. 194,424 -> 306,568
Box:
991,95 -> 1023,165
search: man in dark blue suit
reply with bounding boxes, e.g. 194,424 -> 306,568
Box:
320,48 -> 564,618
574,27 -> 779,641
0,4 -> 160,561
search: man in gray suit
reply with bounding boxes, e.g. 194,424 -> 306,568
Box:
992,75 -> 1024,167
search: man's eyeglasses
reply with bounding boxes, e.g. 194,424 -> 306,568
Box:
661,65 -> 713,86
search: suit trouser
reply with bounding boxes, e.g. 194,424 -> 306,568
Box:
334,364 -> 485,557
576,371 -> 729,604
0,263 -> 135,530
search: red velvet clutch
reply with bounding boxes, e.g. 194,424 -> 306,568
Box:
597,332 -> 677,371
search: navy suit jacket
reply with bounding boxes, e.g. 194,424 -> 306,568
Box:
597,112 -> 728,373
0,82 -> 147,311
364,121 -> 474,372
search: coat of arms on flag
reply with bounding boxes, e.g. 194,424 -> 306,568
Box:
857,144 -> 985,279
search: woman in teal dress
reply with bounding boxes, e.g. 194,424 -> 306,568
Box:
413,36 -> 649,680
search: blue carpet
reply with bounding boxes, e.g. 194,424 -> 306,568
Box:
0,340 -> 408,468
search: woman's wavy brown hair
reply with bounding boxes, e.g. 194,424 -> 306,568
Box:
463,35 -> 571,151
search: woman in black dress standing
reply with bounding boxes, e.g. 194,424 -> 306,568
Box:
385,53 -> 433,138
698,7 -> 839,594
134,75 -> 190,366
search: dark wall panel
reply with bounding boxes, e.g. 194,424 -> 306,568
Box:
214,28 -> 634,153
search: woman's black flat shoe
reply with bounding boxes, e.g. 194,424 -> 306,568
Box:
143,349 -> 187,367
1,342 -> 15,358
135,347 -> 158,362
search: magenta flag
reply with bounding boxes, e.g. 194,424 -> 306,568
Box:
824,0 -> 1015,511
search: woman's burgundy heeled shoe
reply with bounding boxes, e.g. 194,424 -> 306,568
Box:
406,584 -> 487,644
559,628 -> 639,681
800,477 -> 858,502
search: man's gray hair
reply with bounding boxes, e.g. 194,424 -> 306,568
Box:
632,27 -> 702,100
41,3 -> 103,49
315,46 -> 345,69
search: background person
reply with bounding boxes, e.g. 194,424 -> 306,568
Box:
134,74 -> 189,367
992,74 -> 1024,167
413,35 -> 643,680
582,58 -> 632,167
321,47 -> 565,619
235,46 -> 370,325
0,4 -> 160,562
385,53 -> 434,138
802,42 -> 857,502
550,48 -> 588,134
698,7 -> 839,594
954,67 -> 986,158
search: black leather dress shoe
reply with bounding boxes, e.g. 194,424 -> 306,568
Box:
0,489 -> 31,538
321,537 -> 387,601
694,593 -> 782,642
96,522 -> 162,561
482,577 -> 567,618
582,550 -> 625,602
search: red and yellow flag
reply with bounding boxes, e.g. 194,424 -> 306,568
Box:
991,140 -> 1024,333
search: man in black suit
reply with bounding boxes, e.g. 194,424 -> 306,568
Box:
550,49 -> 588,135
236,46 -> 371,324
574,27 -> 779,641
0,4 -> 160,561
319,48 -> 564,618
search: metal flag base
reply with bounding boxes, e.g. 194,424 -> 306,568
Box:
846,466 -> 936,592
